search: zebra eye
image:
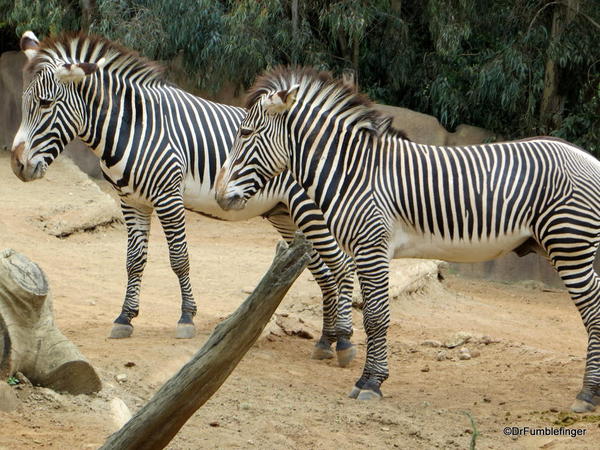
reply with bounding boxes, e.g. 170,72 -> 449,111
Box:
239,127 -> 253,138
39,98 -> 53,108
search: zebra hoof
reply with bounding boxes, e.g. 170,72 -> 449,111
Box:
357,389 -> 383,401
175,323 -> 196,339
109,323 -> 133,339
348,386 -> 361,399
336,346 -> 356,368
312,345 -> 334,360
336,338 -> 356,367
571,398 -> 597,413
312,337 -> 334,359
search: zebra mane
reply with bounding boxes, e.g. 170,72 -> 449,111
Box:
26,32 -> 166,84
246,66 -> 409,140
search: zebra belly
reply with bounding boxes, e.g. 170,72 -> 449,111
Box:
183,182 -> 281,222
390,225 -> 533,263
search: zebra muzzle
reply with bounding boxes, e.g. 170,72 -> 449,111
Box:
10,146 -> 46,182
216,191 -> 246,211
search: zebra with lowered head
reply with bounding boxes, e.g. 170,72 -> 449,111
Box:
11,33 -> 356,365
216,66 -> 600,412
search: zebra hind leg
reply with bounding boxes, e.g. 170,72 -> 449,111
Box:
110,203 -> 152,339
333,255 -> 356,367
545,234 -> 600,412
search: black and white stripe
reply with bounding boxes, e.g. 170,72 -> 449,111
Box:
12,36 -> 355,360
217,67 -> 600,411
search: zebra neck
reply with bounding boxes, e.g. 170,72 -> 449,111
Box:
77,72 -> 169,165
292,128 -> 378,219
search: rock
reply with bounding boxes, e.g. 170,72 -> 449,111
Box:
436,351 -> 448,361
15,372 -> 32,386
470,350 -> 481,358
421,340 -> 442,348
458,348 -> 471,360
444,332 -> 472,348
479,335 -> 499,345
115,373 -> 128,383
421,365 -> 430,372
110,397 -> 132,430
0,382 -> 20,412
38,387 -> 64,404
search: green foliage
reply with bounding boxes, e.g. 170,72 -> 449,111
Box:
6,376 -> 19,386
0,0 -> 80,37
0,0 -> 598,156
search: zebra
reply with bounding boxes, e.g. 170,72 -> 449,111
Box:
215,66 -> 600,412
10,33 -> 357,365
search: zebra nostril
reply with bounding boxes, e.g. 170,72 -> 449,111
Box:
10,153 -> 24,177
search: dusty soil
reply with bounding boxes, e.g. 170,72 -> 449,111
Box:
1,150 -> 599,449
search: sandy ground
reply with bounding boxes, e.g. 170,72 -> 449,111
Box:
1,150 -> 599,449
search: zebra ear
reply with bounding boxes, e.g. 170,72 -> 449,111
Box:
55,59 -> 105,83
264,84 -> 300,114
21,31 -> 40,61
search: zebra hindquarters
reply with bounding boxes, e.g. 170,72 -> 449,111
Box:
536,205 -> 600,412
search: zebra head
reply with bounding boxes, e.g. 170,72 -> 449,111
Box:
215,83 -> 300,211
11,31 -> 105,182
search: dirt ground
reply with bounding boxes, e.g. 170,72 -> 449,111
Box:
1,150 -> 599,449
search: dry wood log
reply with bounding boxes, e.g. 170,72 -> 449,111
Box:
0,248 -> 101,394
100,234 -> 311,450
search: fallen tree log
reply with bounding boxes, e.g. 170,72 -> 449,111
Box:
0,248 -> 101,394
100,233 -> 312,450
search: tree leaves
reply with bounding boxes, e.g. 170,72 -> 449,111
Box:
1,0 -> 598,155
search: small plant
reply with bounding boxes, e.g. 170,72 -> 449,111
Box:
6,376 -> 20,386
463,411 -> 480,450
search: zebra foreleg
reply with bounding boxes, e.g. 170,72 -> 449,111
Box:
156,195 -> 197,339
110,203 -> 152,338
285,191 -> 356,366
266,213 -> 338,359
267,205 -> 356,366
349,249 -> 391,400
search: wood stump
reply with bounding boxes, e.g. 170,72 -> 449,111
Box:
0,248 -> 101,394
101,234 -> 312,450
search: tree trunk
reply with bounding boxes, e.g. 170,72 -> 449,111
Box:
100,234 -> 311,450
539,0 -> 579,131
0,249 -> 101,394
79,0 -> 97,31
291,0 -> 299,64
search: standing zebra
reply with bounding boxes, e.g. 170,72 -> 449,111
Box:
11,33 -> 356,365
216,66 -> 600,412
